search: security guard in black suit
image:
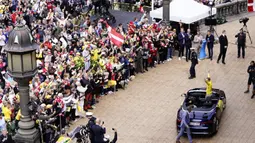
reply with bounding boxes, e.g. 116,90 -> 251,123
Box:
217,30 -> 228,64
189,48 -> 198,79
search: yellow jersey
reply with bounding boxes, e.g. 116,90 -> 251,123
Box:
0,5 -> 5,14
2,106 -> 12,121
205,80 -> 212,96
15,110 -> 21,120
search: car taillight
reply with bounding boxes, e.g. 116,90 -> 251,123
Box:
201,120 -> 213,124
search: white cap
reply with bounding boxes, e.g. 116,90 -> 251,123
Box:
58,93 -> 63,98
86,112 -> 93,116
77,85 -> 87,93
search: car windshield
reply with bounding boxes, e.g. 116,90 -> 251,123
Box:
183,92 -> 219,111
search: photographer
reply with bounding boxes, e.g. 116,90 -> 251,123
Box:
244,61 -> 255,94
235,28 -> 246,59
91,118 -> 106,143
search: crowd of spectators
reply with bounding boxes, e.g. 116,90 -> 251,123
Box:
0,0 -> 205,142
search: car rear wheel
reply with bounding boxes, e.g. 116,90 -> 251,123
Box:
222,97 -> 226,110
213,117 -> 219,134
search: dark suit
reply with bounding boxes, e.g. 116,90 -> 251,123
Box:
235,32 -> 246,58
91,124 -> 106,143
185,33 -> 193,61
217,34 -> 228,63
206,34 -> 215,60
190,51 -> 198,78
178,32 -> 186,57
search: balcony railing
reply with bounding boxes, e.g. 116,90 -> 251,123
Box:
111,0 -> 248,18
215,0 -> 247,18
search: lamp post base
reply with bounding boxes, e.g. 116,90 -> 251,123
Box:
13,116 -> 41,143
13,129 -> 40,143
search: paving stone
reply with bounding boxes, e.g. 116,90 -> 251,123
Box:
68,15 -> 255,143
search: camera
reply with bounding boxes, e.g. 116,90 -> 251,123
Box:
239,17 -> 249,25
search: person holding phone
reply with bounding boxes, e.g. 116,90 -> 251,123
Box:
91,118 -> 106,143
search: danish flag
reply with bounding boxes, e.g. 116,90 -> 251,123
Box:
105,22 -> 124,47
248,0 -> 255,12
139,5 -> 144,13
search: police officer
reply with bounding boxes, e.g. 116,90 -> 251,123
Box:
189,48 -> 198,79
86,112 -> 97,143
244,61 -> 255,94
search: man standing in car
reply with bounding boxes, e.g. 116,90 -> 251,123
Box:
176,106 -> 193,143
244,61 -> 255,94
217,30 -> 228,64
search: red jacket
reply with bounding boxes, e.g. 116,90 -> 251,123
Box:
150,48 -> 157,57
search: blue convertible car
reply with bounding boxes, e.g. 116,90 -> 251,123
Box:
176,88 -> 226,135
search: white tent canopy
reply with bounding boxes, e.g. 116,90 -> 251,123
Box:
150,0 -> 217,24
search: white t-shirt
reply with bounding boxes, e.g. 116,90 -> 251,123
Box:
0,117 -> 6,131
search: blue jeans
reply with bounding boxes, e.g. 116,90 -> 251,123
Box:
167,47 -> 172,59
176,125 -> 192,143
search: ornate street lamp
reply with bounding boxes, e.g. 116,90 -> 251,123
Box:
5,24 -> 40,143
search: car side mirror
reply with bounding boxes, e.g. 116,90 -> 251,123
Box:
181,93 -> 187,97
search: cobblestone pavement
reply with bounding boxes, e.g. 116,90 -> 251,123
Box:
69,15 -> 255,143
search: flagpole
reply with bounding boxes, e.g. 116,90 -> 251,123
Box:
152,0 -> 154,11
